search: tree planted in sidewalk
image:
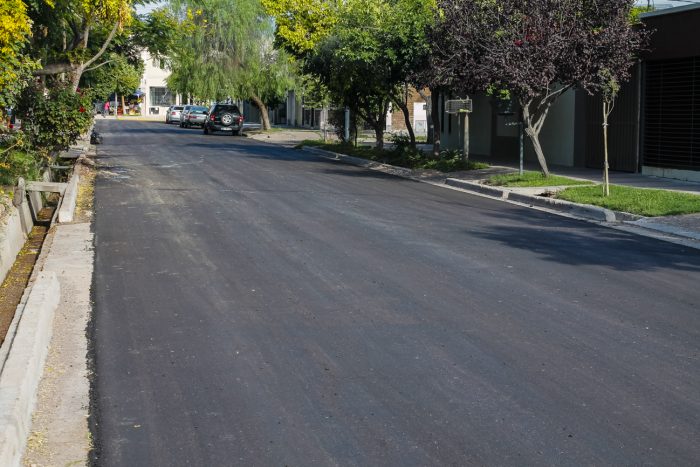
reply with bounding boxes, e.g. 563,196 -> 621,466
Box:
287,0 -> 435,149
431,0 -> 647,176
166,0 -> 294,130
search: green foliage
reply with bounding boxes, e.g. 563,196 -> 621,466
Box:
557,185 -> 700,217
0,147 -> 42,185
17,84 -> 93,156
83,53 -> 143,101
304,0 -> 434,147
0,0 -> 38,108
486,171 -> 593,187
262,0 -> 340,57
298,139 -> 489,173
166,0 -> 295,108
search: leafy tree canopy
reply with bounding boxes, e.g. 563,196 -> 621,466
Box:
0,0 -> 37,108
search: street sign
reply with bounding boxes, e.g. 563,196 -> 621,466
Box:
445,98 -> 473,114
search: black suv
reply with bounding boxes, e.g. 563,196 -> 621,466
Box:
203,104 -> 244,136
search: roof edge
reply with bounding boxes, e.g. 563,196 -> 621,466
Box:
641,3 -> 700,18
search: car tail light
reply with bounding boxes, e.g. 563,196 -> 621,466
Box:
239,115 -> 244,123
171,111 -> 176,115
9,123 -> 14,130
210,114 -> 215,121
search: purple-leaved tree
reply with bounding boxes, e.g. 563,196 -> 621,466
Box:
429,0 -> 648,176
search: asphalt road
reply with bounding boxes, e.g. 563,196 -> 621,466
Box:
92,120 -> 700,466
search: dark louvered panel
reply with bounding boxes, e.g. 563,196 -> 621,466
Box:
643,57 -> 700,170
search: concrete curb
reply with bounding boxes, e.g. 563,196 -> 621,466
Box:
300,146 -> 700,246
0,272 -> 60,467
303,146 -> 634,223
58,172 -> 80,223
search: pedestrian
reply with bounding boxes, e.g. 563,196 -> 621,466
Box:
103,101 -> 110,118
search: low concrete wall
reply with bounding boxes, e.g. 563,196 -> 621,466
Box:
0,272 -> 60,467
0,202 -> 34,286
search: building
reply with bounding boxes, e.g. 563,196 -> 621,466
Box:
139,51 -> 181,117
438,4 -> 700,182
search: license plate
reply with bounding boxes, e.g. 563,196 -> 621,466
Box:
220,127 -> 232,131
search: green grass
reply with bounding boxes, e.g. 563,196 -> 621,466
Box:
487,171 -> 594,187
296,140 -> 489,173
557,185 -> 700,216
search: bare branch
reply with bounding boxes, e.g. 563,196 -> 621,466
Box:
84,60 -> 114,72
82,21 -> 119,70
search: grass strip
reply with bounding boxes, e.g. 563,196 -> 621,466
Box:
487,171 -> 593,187
557,185 -> 700,217
297,140 -> 489,173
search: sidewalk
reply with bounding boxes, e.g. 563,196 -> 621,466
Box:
455,159 -> 700,242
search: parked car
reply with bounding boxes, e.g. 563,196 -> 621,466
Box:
165,105 -> 184,124
181,106 -> 209,128
203,104 -> 244,136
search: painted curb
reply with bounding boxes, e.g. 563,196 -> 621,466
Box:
0,272 -> 60,467
58,172 -> 80,223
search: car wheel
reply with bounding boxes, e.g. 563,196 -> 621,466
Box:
203,126 -> 209,135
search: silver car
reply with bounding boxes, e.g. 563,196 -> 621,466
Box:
166,105 -> 184,124
181,106 -> 209,128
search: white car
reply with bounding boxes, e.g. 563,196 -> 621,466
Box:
165,105 -> 184,124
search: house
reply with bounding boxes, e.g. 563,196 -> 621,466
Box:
438,3 -> 700,182
139,51 -> 182,117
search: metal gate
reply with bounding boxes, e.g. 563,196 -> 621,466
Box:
643,57 -> 700,171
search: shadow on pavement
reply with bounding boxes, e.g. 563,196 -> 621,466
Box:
470,221 -> 700,272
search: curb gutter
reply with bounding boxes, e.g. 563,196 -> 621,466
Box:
301,146 -> 699,246
0,272 -> 60,467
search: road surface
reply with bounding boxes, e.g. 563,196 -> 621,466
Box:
91,120 -> 700,466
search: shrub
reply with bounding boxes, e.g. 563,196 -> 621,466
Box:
17,84 -> 93,156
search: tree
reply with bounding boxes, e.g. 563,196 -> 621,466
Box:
431,0 -> 646,176
261,0 -> 340,57
166,0 -> 295,130
0,0 -> 36,108
301,0 -> 435,149
584,5 -> 648,196
28,0 -> 133,89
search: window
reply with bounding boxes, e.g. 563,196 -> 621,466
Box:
150,87 -> 175,106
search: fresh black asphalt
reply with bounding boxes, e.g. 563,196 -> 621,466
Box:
91,120 -> 700,466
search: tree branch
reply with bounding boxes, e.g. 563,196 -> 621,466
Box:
82,21 -> 119,70
84,60 -> 114,72
34,62 -> 80,76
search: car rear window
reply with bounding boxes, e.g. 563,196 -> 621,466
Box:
173,106 -> 184,110
215,105 -> 240,113
192,106 -> 208,112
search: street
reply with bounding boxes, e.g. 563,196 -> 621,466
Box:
92,120 -> 700,465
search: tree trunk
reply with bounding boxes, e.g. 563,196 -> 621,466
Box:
522,101 -> 550,176
394,97 -> 416,147
431,91 -> 441,157
603,101 -> 611,196
121,94 -> 126,116
250,94 -> 271,130
417,88 -> 432,144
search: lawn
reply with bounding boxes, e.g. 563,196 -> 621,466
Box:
557,185 -> 700,217
486,171 -> 594,187
297,140 -> 489,173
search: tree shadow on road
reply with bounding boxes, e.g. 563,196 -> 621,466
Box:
468,214 -> 700,273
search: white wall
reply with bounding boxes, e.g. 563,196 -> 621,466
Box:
140,51 -> 179,116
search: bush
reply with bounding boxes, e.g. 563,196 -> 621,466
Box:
17,84 -> 93,156
0,133 -> 42,185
